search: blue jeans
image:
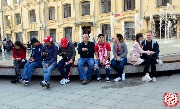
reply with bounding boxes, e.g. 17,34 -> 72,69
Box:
42,61 -> 57,82
22,60 -> 42,81
78,58 -> 94,80
94,60 -> 111,78
111,58 -> 127,77
57,59 -> 73,79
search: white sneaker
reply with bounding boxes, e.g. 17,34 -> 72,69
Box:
60,79 -> 70,85
114,77 -> 121,82
105,77 -> 110,82
152,77 -> 156,82
144,74 -> 152,82
60,78 -> 65,84
96,77 -> 101,82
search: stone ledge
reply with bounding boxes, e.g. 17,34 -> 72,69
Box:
0,62 -> 180,76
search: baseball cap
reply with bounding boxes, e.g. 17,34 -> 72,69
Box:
60,38 -> 68,48
43,36 -> 53,43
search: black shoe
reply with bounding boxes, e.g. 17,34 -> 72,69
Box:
82,79 -> 89,85
11,79 -> 19,84
46,82 -> 50,89
96,77 -> 101,82
40,81 -> 46,87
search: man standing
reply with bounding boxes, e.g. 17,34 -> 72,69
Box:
57,38 -> 75,85
94,34 -> 111,82
40,36 -> 58,88
141,30 -> 160,82
21,37 -> 43,86
77,34 -> 95,85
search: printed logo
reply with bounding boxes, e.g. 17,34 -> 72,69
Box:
163,93 -> 179,108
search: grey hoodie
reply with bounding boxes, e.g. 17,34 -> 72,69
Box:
112,42 -> 128,59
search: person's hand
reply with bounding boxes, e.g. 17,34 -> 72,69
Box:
69,59 -> 73,63
82,48 -> 87,51
117,57 -> 120,61
94,64 -> 98,69
146,50 -> 151,55
45,64 -> 49,68
96,57 -> 100,61
16,58 -> 21,60
102,59 -> 106,65
63,52 -> 66,54
43,52 -> 47,56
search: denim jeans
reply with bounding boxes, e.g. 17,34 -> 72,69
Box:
57,59 -> 73,79
78,58 -> 94,80
94,60 -> 111,78
42,61 -> 57,82
22,60 -> 42,81
111,58 -> 127,77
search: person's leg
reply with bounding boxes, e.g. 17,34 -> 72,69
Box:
57,59 -> 66,78
94,60 -> 101,79
66,63 -> 73,79
150,59 -> 157,78
22,60 -> 31,80
111,58 -> 119,73
78,58 -> 87,80
105,61 -> 111,78
45,61 -> 57,82
118,58 -> 127,77
86,58 -> 94,80
143,57 -> 151,75
27,62 -> 40,81
42,61 -> 48,81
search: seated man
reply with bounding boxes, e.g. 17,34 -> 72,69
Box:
57,38 -> 75,85
94,34 -> 111,82
77,34 -> 95,85
21,37 -> 43,86
141,30 -> 160,82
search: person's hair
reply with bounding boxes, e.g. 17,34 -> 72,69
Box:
98,34 -> 104,38
136,33 -> 143,43
116,34 -> 124,42
14,41 -> 26,52
146,30 -> 152,34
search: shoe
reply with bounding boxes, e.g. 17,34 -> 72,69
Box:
46,82 -> 50,89
82,79 -> 89,85
11,79 -> 19,84
105,77 -> 110,82
114,77 -> 121,82
60,79 -> 70,85
60,78 -> 65,84
21,79 -> 29,86
96,77 -> 101,82
40,81 -> 46,87
152,77 -> 156,82
142,74 -> 152,82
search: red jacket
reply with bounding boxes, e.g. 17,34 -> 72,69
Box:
12,47 -> 26,60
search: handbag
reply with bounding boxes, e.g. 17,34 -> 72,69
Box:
130,55 -> 138,62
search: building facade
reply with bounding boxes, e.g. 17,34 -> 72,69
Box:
0,0 -> 180,44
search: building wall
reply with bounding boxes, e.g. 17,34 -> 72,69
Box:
0,0 -> 180,44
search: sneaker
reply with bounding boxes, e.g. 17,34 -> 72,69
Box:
11,79 -> 19,84
60,78 -> 65,84
152,77 -> 156,82
105,77 -> 110,82
40,81 -> 46,87
142,74 -> 152,82
82,79 -> 89,85
114,77 -> 121,82
60,79 -> 70,85
96,77 -> 101,82
21,79 -> 29,86
46,82 -> 50,89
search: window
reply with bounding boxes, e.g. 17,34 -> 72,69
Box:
49,7 -> 55,20
124,0 -> 135,11
64,27 -> 72,42
124,22 -> 135,40
30,31 -> 38,40
5,16 -> 10,26
50,29 -> 56,42
102,24 -> 111,41
82,1 -> 90,16
30,10 -> 36,23
101,0 -> 111,13
16,32 -> 23,42
157,0 -> 172,6
16,13 -> 21,24
64,4 -> 71,18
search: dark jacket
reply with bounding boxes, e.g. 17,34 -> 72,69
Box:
77,41 -> 95,58
141,39 -> 159,59
59,42 -> 76,61
30,44 -> 43,62
42,44 -> 58,65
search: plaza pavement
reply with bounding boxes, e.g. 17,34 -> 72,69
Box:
0,72 -> 180,109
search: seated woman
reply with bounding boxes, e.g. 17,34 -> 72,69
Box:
11,41 -> 26,84
111,34 -> 128,82
129,33 -> 152,65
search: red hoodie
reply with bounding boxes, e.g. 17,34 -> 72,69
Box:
12,47 -> 26,60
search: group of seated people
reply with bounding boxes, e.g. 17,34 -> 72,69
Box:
10,30 -> 159,89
